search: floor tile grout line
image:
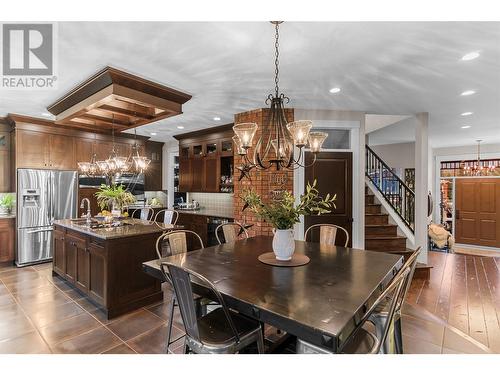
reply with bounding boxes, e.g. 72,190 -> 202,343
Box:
120,318 -> 172,351
480,257 -> 500,328
143,305 -> 186,332
47,274 -> 139,354
0,274 -> 54,354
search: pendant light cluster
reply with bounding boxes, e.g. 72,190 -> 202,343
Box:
77,116 -> 151,177
232,21 -> 327,177
461,140 -> 498,176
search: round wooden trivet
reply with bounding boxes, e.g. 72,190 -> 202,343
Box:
258,252 -> 310,267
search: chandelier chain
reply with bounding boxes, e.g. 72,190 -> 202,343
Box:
274,22 -> 280,97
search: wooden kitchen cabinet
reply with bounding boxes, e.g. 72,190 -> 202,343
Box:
49,134 -> 76,170
75,238 -> 90,293
88,242 -> 106,306
0,218 -> 15,263
53,229 -> 66,275
75,137 -> 95,165
64,234 -> 83,283
175,124 -> 234,193
16,129 -> 50,168
144,141 -> 164,191
0,126 -> 12,192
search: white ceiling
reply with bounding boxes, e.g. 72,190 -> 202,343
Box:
1,22 -> 499,147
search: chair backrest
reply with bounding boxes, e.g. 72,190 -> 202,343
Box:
215,222 -> 249,244
339,267 -> 409,354
160,262 -> 240,344
155,230 -> 205,259
154,209 -> 179,225
132,207 -> 154,221
304,224 -> 349,247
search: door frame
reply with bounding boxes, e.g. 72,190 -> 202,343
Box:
294,121 -> 361,248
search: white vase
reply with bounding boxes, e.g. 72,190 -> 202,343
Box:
272,228 -> 295,261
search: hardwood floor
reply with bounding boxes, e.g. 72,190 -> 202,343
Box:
0,256 -> 497,354
408,251 -> 500,352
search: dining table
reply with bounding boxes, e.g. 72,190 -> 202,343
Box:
142,235 -> 404,353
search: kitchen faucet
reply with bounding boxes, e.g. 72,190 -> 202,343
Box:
80,198 -> 92,225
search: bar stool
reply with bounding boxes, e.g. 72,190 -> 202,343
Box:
154,209 -> 179,225
161,262 -> 264,354
131,207 -> 154,221
304,224 -> 349,247
215,222 -> 249,244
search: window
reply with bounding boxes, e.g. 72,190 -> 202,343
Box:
313,128 -> 350,149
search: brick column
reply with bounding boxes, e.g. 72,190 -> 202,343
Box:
233,108 -> 294,237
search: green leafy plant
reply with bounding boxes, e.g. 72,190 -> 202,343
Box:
241,180 -> 336,230
0,193 -> 14,209
95,184 -> 136,211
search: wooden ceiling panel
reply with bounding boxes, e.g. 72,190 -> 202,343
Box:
47,66 -> 191,133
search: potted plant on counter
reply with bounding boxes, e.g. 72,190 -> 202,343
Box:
0,193 -> 14,216
241,180 -> 336,261
95,184 -> 136,216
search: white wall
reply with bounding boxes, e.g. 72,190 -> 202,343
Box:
370,142 -> 415,170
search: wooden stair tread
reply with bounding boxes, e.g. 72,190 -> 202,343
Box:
365,235 -> 406,240
365,224 -> 397,227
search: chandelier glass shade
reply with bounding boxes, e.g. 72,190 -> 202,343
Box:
460,140 -> 497,176
232,21 -> 325,174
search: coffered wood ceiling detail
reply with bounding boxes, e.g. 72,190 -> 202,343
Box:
46,66 -> 192,132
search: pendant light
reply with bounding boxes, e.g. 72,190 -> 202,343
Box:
77,127 -> 99,176
232,21 -> 327,178
129,128 -> 151,173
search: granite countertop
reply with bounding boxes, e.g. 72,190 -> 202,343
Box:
54,218 -> 179,240
176,207 -> 234,219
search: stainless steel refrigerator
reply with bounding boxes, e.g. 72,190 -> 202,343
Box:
16,169 -> 78,266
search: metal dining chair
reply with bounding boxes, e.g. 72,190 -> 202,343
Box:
131,207 -> 154,221
297,267 -> 409,354
368,247 -> 422,354
154,209 -> 179,225
155,229 -> 206,353
160,262 -> 265,354
304,224 -> 349,247
215,222 -> 249,244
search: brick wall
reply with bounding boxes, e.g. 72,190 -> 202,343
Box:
233,108 -> 294,237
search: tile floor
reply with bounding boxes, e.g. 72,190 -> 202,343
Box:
0,259 -> 494,354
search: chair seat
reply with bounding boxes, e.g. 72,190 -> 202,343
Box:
198,307 -> 261,346
341,328 -> 379,354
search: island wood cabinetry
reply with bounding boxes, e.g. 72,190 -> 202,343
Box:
175,123 -> 234,193
53,223 -> 163,318
0,217 -> 15,263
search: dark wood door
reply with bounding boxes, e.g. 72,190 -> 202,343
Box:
88,242 -> 106,306
75,241 -> 90,293
53,230 -> 66,275
178,158 -> 191,192
203,157 -> 219,192
49,134 -> 75,170
190,158 -> 204,192
456,178 -> 500,247
304,151 -> 353,246
64,235 -> 80,283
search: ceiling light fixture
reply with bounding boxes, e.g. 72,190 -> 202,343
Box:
461,140 -> 498,176
461,112 -> 473,116
461,52 -> 480,61
461,125 -> 471,129
329,87 -> 341,94
213,117 -> 221,121
177,126 -> 185,130
232,21 -> 326,178
461,90 -> 476,96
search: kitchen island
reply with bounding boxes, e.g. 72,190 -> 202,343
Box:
52,218 -> 177,319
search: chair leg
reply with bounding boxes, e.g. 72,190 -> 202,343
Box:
394,317 -> 404,354
256,327 -> 265,354
166,297 -> 176,353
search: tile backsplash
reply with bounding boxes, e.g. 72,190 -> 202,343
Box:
187,192 -> 233,210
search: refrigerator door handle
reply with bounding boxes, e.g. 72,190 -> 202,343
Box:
26,227 -> 54,234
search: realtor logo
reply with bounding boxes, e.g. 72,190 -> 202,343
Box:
1,23 -> 57,89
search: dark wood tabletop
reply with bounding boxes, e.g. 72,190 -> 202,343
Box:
142,235 -> 403,352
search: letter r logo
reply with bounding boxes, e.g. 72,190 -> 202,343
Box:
2,24 -> 53,76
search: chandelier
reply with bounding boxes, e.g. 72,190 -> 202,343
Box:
96,117 -> 130,176
77,133 -> 99,177
461,140 -> 497,176
232,21 -> 327,177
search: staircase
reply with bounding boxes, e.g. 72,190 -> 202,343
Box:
365,186 -> 409,254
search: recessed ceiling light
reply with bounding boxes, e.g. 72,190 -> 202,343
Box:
461,112 -> 473,116
461,125 -> 471,129
461,90 -> 476,96
461,52 -> 480,61
150,132 -> 157,136
329,87 -> 341,94
177,126 -> 184,130
213,117 -> 221,121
